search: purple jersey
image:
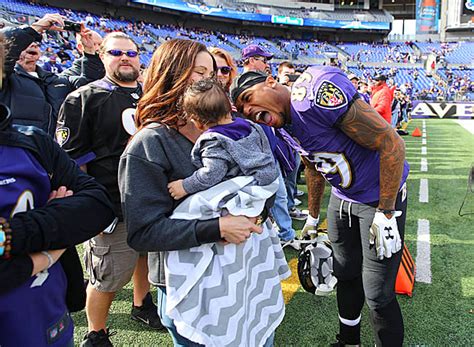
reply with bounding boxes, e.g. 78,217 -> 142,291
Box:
0,146 -> 73,346
289,66 -> 409,203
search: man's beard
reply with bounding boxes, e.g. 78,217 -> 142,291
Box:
113,66 -> 139,83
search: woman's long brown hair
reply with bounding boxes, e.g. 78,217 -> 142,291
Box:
135,39 -> 214,130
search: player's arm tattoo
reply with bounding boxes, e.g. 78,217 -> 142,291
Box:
302,156 -> 326,217
338,98 -> 405,210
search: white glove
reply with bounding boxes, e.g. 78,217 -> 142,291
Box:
301,214 -> 319,239
369,211 -> 402,260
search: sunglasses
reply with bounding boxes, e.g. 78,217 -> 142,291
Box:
217,66 -> 232,75
253,56 -> 268,63
106,49 -> 139,58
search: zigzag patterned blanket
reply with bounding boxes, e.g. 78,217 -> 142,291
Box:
166,176 -> 290,347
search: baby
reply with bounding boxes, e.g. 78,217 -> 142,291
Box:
168,79 -> 278,200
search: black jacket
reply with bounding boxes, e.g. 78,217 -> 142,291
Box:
0,108 -> 115,309
0,26 -> 104,136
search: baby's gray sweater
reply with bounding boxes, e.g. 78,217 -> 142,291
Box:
182,120 -> 278,194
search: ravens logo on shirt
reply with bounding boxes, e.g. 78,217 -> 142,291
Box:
315,81 -> 348,109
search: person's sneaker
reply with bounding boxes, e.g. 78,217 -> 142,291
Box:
295,189 -> 305,197
289,207 -> 308,220
294,198 -> 302,207
81,329 -> 116,347
131,292 -> 165,330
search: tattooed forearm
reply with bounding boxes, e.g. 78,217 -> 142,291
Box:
340,99 -> 405,210
302,157 -> 326,217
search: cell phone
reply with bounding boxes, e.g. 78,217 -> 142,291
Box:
63,20 -> 82,33
103,217 -> 119,234
287,74 -> 300,82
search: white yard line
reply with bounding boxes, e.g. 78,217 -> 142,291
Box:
421,158 -> 428,172
422,138 -> 427,145
419,178 -> 429,203
421,146 -> 427,155
415,219 -> 432,284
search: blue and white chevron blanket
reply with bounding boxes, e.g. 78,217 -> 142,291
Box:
165,176 -> 291,347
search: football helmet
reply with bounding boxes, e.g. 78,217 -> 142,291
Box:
297,231 -> 337,296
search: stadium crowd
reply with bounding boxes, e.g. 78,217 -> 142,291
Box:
0,2 -> 472,347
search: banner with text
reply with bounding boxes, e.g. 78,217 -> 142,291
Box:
411,101 -> 474,118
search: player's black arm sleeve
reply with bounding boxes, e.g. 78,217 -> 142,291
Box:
9,133 -> 115,254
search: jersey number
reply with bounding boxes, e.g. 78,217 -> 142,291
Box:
122,108 -> 138,136
310,152 -> 352,189
10,190 -> 35,217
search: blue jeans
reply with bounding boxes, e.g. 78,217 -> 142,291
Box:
271,167 -> 296,242
284,154 -> 300,210
156,286 -> 275,346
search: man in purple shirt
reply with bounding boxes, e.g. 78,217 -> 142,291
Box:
232,67 -> 409,347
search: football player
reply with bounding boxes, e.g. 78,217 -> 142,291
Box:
232,68 -> 409,347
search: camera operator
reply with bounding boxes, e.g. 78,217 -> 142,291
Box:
0,13 -> 104,137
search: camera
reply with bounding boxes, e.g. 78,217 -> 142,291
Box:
63,20 -> 82,33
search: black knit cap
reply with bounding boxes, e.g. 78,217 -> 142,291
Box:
230,71 -> 268,104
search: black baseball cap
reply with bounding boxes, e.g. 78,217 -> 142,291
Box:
373,74 -> 387,81
231,71 -> 268,104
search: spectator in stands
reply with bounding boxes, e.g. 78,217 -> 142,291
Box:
57,32 -> 164,347
0,32 -> 115,346
359,80 -> 371,103
347,73 -> 359,90
370,74 -> 393,124
277,61 -> 296,87
42,54 -> 63,74
119,38 -> 283,347
0,13 -> 103,137
57,47 -> 71,62
208,47 -> 237,94
242,44 -> 272,75
233,66 -> 409,347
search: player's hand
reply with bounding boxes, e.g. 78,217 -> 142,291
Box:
369,211 -> 402,260
301,214 -> 319,238
31,13 -> 66,33
48,186 -> 73,202
167,180 -> 187,200
219,215 -> 262,244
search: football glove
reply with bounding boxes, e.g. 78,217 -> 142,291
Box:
369,211 -> 402,260
301,214 -> 320,239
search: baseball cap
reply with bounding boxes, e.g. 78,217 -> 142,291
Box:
231,71 -> 268,104
373,74 -> 387,81
347,73 -> 359,81
241,44 -> 273,60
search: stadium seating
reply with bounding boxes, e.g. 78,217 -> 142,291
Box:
0,0 -> 472,101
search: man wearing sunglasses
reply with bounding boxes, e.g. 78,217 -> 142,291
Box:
57,32 -> 163,347
242,44 -> 273,75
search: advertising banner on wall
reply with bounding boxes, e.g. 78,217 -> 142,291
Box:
416,0 -> 440,34
411,101 -> 474,118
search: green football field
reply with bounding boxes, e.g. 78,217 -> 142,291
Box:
73,119 -> 474,346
